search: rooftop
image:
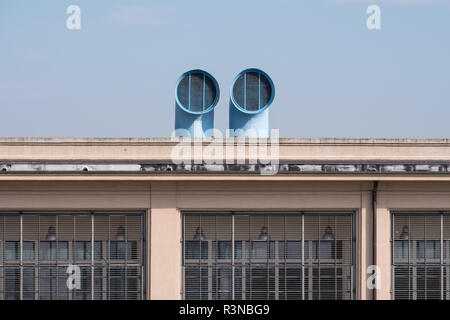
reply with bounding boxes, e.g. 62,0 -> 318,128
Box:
1,137 -> 450,180
2,137 -> 450,145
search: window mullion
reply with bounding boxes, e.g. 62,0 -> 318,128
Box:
335,215 -> 337,300
2,216 -> 4,300
56,215 -> 59,300
108,215 -> 110,300
266,216 -> 269,300
19,213 -> 23,300
441,213 -> 444,300
318,215 -> 321,300
124,215 -> 128,301
408,216 -> 411,299
424,216 -> 427,299
391,213 -> 395,299
231,214 -> 235,300
301,213 -> 305,300
36,215 -> 40,300
91,213 -> 94,300
181,214 -> 185,299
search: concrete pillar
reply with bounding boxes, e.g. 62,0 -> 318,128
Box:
150,182 -> 181,299
375,206 -> 391,299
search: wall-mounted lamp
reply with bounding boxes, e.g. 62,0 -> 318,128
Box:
258,226 -> 268,241
400,225 -> 409,240
322,225 -> 335,241
46,225 -> 57,241
322,216 -> 335,241
193,226 -> 206,241
116,226 -> 126,241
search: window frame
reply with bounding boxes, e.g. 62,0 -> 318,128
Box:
391,211 -> 450,300
0,211 -> 146,300
182,211 -> 355,300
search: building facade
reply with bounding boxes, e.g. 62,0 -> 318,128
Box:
2,137 -> 450,300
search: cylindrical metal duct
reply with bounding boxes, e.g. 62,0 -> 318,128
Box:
229,68 -> 275,138
174,69 -> 220,138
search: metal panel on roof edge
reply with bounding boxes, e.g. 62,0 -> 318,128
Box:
229,68 -> 275,138
174,69 -> 220,138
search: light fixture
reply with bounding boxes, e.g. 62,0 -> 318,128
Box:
322,225 -> 335,241
193,226 -> 206,241
46,225 -> 57,241
400,225 -> 409,240
322,216 -> 335,241
258,226 -> 268,241
115,226 -> 126,241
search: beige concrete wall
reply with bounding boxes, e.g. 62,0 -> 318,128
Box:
358,190 -> 373,300
165,181 -> 372,299
375,207 -> 391,300
375,181 -> 450,300
3,139 -> 450,299
2,138 -> 450,161
2,179 -> 450,299
0,180 -> 372,299
149,182 -> 181,300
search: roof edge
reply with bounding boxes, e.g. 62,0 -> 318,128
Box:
1,137 -> 450,146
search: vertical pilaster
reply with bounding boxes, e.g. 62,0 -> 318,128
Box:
150,182 -> 181,299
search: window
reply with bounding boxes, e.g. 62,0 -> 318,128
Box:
73,241 -> 102,261
108,267 -> 140,300
4,267 -> 20,300
40,241 -> 69,261
23,242 -> 35,261
183,212 -> 354,300
0,212 -> 145,300
392,212 -> 450,300
110,241 -> 137,260
5,242 -> 19,261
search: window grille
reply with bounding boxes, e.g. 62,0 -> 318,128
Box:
0,212 -> 145,300
182,212 -> 354,300
232,70 -> 273,112
392,212 -> 450,300
177,71 -> 218,113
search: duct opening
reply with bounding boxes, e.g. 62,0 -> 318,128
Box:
176,70 -> 219,114
231,69 -> 274,113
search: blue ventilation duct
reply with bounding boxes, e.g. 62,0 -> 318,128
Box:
175,70 -> 220,137
229,68 -> 275,138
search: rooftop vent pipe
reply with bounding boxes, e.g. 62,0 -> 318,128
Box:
229,68 -> 275,138
174,69 -> 220,138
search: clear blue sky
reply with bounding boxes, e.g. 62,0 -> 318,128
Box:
0,0 -> 449,138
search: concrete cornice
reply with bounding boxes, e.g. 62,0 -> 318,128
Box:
1,137 -> 450,146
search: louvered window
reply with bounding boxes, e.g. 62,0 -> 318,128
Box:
392,212 -> 450,300
182,212 -> 354,300
0,212 -> 145,300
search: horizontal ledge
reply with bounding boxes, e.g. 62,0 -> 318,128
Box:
2,175 -> 450,182
1,162 -> 450,175
2,137 -> 450,146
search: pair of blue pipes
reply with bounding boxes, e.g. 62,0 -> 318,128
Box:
175,69 -> 275,138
